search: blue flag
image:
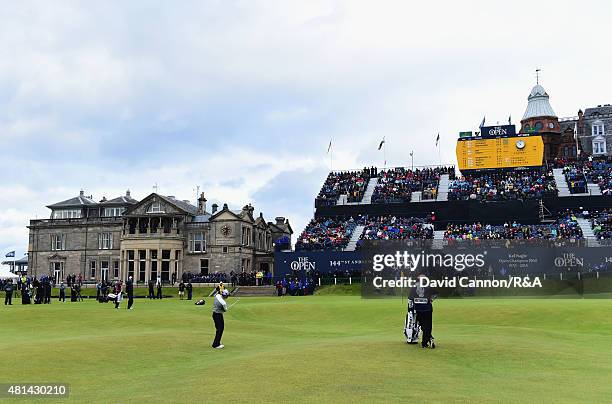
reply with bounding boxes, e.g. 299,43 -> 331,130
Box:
5,251 -> 15,258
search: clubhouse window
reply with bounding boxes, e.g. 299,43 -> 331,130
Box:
592,123 -> 604,136
53,209 -> 81,219
127,250 -> 135,279
161,250 -> 170,281
103,207 -> 125,217
51,234 -> 66,251
90,261 -> 96,279
593,139 -> 606,155
138,250 -> 146,281
200,258 -> 209,275
241,226 -> 251,246
147,202 -> 164,213
98,232 -> 113,250
189,232 -> 206,253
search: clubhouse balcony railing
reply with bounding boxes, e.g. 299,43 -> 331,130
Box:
29,216 -> 123,227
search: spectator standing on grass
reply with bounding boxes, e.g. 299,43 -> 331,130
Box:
4,280 -> 13,305
148,280 -> 154,299
96,281 -> 101,302
126,276 -> 134,310
186,281 -> 193,300
178,281 -> 185,300
59,282 -> 66,302
114,280 -> 123,309
76,283 -> 83,302
276,280 -> 283,297
172,271 -> 177,285
156,277 -> 162,300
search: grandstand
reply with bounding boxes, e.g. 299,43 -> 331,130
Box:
286,157 -> 610,263
276,81 -> 612,276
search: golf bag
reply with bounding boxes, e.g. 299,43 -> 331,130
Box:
404,300 -> 420,344
195,299 -> 206,306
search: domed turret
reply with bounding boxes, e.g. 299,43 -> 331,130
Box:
522,84 -> 556,120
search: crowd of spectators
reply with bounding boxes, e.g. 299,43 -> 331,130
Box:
357,216 -> 434,248
372,166 -> 454,203
447,169 -> 558,201
316,168 -> 375,206
275,276 -> 316,296
296,216 -> 360,251
590,209 -> 612,239
554,157 -> 612,195
182,271 -> 228,284
1,273 -> 85,305
444,215 -> 583,240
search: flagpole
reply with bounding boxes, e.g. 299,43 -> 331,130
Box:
574,122 -> 580,158
384,139 -> 387,169
437,133 -> 441,165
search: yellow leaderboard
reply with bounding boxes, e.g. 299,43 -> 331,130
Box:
456,135 -> 544,171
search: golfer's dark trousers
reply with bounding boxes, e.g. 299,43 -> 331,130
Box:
127,295 -> 134,309
59,291 -> 65,302
157,289 -> 162,299
212,312 -> 224,347
5,291 -> 12,305
416,310 -> 433,347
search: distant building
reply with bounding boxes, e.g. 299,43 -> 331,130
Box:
27,190 -> 292,283
560,104 -> 612,157
519,83 -> 611,160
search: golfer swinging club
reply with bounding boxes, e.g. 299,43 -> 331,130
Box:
212,289 -> 230,349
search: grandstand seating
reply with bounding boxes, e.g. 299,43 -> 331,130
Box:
296,215 -> 434,251
358,215 -> 433,241
554,157 -> 612,195
444,214 -> 583,240
591,209 -> 612,239
295,216 -> 360,251
447,168 -> 558,201
372,166 -> 454,203
315,169 -> 373,206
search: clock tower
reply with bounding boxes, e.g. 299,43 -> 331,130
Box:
519,83 -> 561,162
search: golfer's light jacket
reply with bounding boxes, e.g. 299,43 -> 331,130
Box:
213,294 -> 228,314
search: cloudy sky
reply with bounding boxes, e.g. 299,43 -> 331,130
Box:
1,0 -> 611,258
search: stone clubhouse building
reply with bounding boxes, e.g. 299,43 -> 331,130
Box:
27,190 -> 292,283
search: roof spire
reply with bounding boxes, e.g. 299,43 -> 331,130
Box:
535,68 -> 541,85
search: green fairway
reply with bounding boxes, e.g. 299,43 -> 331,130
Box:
1,296 -> 612,403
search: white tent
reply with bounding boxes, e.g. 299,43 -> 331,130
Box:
0,267 -> 19,280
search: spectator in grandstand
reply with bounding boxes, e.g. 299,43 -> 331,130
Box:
591,209 -> 612,239
358,216 -> 434,245
444,215 -> 583,240
316,170 -> 370,206
296,216 -> 360,251
447,168 -> 558,201
372,166 -> 454,204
